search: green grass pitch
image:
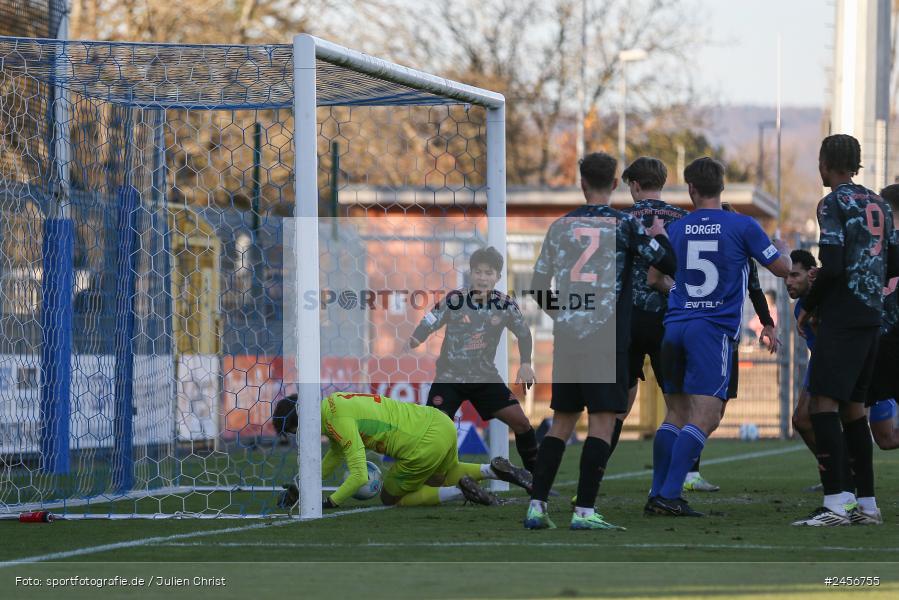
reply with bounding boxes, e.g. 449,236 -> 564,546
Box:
3,439 -> 899,599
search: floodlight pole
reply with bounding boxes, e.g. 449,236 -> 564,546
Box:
487,103 -> 510,490
293,34 -> 323,520
575,0 -> 586,183
617,49 -> 647,170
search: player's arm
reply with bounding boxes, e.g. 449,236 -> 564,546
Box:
887,228 -> 899,279
647,267 -> 673,293
639,216 -> 677,276
321,440 -> 343,480
529,231 -> 556,318
743,217 -> 791,278
506,298 -> 536,389
804,196 -> 844,313
323,415 -> 368,507
746,259 -> 779,352
408,300 -> 449,348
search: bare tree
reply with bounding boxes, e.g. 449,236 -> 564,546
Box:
375,0 -> 704,184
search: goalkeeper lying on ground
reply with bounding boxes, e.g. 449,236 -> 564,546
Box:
272,391 -> 533,509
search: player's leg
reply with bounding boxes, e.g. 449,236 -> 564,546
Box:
794,325 -> 867,525
840,334 -> 882,524
650,321 -> 688,502
426,382 -> 465,420
387,411 -> 494,507
792,386 -> 816,454
524,399 -> 580,529
651,394 -> 721,518
568,357 -> 630,531
867,336 -> 899,451
479,385 -> 539,473
531,408 -> 579,497
793,376 -> 823,491
870,399 -> 898,449
651,322 -> 733,517
619,322 -> 650,454
685,352 -> 731,494
684,402 -> 725,492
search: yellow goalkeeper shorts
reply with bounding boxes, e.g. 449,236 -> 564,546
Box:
382,407 -> 459,497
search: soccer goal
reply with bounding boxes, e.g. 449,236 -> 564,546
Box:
0,32 -> 507,520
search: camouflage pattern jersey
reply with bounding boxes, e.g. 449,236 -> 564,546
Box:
531,204 -> 670,347
884,276 -> 899,336
410,289 -> 532,383
884,231 -> 899,336
621,199 -> 688,313
806,183 -> 899,328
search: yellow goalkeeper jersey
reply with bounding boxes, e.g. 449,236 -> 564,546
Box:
321,391 -> 438,505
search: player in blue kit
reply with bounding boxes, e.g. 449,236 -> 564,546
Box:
645,157 -> 791,517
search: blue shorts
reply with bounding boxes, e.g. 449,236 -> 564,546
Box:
869,398 -> 897,423
661,319 -> 734,400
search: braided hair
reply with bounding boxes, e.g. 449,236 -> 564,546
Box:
819,134 -> 862,174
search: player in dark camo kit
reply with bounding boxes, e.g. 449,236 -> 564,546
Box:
524,151 -> 676,531
865,186 -> 899,453
408,246 -> 539,474
794,134 -> 899,526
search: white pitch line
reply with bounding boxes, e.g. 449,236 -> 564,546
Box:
155,540 -> 899,553
0,505 -> 389,568
555,444 -> 805,488
1,444 -> 805,566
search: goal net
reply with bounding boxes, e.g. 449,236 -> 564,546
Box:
0,33 -> 506,520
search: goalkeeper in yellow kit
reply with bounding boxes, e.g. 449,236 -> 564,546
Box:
272,391 -> 533,508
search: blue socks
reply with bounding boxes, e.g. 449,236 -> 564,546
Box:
660,424 -> 707,500
650,422 -> 680,497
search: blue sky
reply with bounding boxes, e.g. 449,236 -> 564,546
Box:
692,0 -> 832,107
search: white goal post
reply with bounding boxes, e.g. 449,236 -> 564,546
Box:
291,34 -> 508,520
0,32 -> 508,520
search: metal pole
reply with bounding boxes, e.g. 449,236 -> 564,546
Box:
293,34 -> 323,520
487,103 -> 509,490
575,0 -> 586,181
775,34 -> 783,230
618,65 -> 627,169
252,122 -> 261,234
775,34 -> 790,439
757,123 -> 765,187
331,140 -> 339,240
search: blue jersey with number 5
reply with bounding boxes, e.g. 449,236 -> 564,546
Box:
665,209 -> 780,338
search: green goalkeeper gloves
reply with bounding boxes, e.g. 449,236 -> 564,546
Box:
276,483 -> 338,511
276,483 -> 298,509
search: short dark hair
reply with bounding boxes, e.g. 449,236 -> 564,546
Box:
622,156 -> 667,190
470,246 -> 503,272
790,249 -> 817,271
579,152 -> 617,191
819,134 -> 862,174
683,157 -> 725,197
880,184 -> 899,213
272,394 -> 298,435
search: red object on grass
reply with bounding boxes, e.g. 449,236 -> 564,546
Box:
19,511 -> 54,523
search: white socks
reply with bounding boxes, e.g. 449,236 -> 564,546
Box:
823,492 -> 856,515
438,487 -> 464,503
858,496 -> 878,513
529,499 -> 546,512
481,464 -> 496,479
574,506 -> 595,518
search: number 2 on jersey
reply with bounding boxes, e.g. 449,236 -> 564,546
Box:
685,240 -> 719,298
571,227 -> 599,282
